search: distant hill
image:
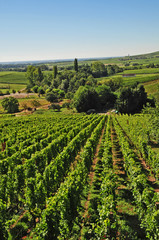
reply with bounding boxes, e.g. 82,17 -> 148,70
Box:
1,50 -> 159,66
130,51 -> 159,59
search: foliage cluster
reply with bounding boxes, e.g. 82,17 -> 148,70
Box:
1,97 -> 19,113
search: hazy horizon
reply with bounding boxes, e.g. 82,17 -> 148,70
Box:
0,56 -> 119,64
1,0 -> 159,62
0,50 -> 157,64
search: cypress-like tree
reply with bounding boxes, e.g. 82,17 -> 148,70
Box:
53,65 -> 58,78
74,58 -> 78,72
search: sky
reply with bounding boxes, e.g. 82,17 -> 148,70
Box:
0,0 -> 159,62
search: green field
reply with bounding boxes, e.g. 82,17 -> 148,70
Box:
98,73 -> 159,86
143,80 -> 159,103
0,71 -> 52,93
0,83 -> 26,93
0,71 -> 28,93
0,71 -> 27,84
120,68 -> 159,74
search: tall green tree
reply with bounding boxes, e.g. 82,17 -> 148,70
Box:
26,66 -> 44,87
116,85 -> 151,113
95,85 -> 116,110
74,86 -> 99,112
26,65 -> 36,87
53,65 -> 58,78
33,67 -> 44,85
91,61 -> 107,77
74,58 -> 78,72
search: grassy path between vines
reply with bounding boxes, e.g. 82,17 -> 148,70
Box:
79,126 -> 105,240
111,125 -> 146,239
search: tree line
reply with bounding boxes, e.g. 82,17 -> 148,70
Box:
1,58 -> 155,114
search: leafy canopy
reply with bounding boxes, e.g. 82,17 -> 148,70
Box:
2,97 -> 19,113
73,86 -> 99,112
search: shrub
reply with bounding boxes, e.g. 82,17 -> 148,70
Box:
2,97 -> 19,113
49,103 -> 61,111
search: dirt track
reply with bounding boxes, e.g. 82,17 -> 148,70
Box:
0,93 -> 36,99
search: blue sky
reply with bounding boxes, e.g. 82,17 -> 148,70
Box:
0,0 -> 159,62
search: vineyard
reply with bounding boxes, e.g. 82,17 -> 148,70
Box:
0,113 -> 159,239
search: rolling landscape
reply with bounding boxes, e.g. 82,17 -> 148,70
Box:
1,0 -> 159,239
0,51 -> 159,239
0,51 -> 159,111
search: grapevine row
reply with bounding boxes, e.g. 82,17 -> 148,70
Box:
29,116 -> 106,239
113,116 -> 159,239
